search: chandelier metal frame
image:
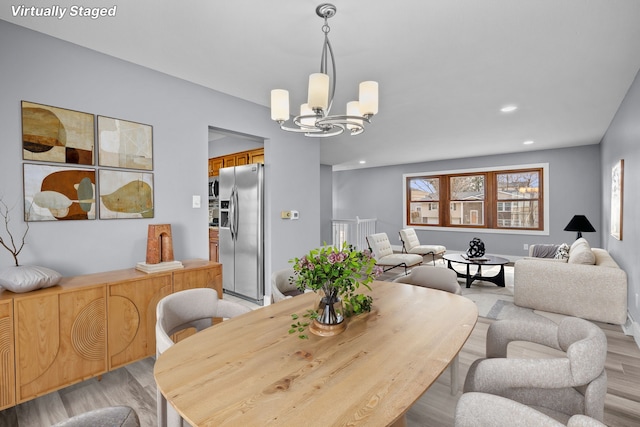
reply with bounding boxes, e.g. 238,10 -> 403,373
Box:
271,3 -> 377,138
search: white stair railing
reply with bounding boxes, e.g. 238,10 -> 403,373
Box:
331,217 -> 377,251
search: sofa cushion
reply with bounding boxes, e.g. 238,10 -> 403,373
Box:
568,241 -> 596,265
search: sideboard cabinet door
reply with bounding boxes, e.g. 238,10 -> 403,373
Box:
14,286 -> 107,403
107,273 -> 172,370
0,299 -> 14,410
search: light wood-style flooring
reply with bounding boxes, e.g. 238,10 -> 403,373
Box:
1,311 -> 639,426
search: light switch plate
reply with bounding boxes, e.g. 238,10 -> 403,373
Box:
192,195 -> 201,208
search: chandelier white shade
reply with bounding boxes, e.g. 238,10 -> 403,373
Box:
270,3 -> 379,137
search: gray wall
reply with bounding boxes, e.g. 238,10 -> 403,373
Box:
208,134 -> 263,158
320,164 -> 333,245
600,68 -> 640,325
0,20 -> 320,295
333,145 -> 602,257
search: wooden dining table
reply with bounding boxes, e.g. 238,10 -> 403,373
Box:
154,280 -> 478,427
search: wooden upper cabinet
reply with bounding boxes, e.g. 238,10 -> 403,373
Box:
209,157 -> 224,177
14,286 -> 107,403
0,299 -> 15,410
249,148 -> 264,164
213,148 -> 264,172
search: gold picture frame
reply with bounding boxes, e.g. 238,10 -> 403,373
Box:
610,159 -> 623,240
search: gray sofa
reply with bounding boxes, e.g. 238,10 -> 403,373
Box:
514,238 -> 627,325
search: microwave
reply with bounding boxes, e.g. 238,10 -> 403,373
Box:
208,177 -> 218,200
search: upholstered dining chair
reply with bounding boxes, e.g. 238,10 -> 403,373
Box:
398,228 -> 446,265
393,265 -> 462,394
454,392 -> 607,427
155,288 -> 252,427
51,406 -> 140,427
463,316 -> 608,423
271,267 -> 301,303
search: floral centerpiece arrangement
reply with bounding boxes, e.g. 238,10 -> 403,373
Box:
288,243 -> 382,338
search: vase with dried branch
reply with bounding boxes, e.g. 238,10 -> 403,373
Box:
0,197 -> 29,266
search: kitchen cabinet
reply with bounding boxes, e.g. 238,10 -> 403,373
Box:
223,152 -> 249,168
0,298 -> 14,410
210,148 -> 263,176
209,228 -> 219,263
1,259 -> 222,408
249,148 -> 265,164
209,157 -> 224,177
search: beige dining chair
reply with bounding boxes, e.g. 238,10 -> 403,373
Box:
455,392 -> 607,427
155,288 -> 252,427
463,316 -> 608,423
393,265 -> 462,394
398,228 -> 446,265
271,267 -> 300,303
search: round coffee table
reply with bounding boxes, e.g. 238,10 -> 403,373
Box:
443,253 -> 510,288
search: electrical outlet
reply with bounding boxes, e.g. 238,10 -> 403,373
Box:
523,244 -> 529,251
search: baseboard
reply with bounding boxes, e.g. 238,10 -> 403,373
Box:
622,312 -> 640,349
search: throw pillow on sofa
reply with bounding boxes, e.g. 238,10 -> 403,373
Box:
568,239 -> 596,265
554,243 -> 570,260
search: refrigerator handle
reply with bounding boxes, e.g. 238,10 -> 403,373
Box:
229,186 -> 236,240
233,186 -> 239,240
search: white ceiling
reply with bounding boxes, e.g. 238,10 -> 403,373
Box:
3,0 -> 640,170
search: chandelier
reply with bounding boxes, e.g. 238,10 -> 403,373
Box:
270,3 -> 379,138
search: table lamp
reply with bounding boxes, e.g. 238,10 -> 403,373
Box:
563,215 -> 595,239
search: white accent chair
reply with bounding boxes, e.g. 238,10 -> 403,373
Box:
155,288 -> 252,427
455,392 -> 607,427
393,265 -> 462,394
366,232 -> 423,275
463,316 -> 608,423
271,267 -> 301,303
398,228 -> 446,265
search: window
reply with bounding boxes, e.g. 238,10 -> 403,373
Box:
405,167 -> 543,231
407,177 -> 440,225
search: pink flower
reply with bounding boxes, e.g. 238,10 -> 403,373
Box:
328,252 -> 339,264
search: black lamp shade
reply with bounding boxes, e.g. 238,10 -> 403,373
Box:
564,215 -> 595,239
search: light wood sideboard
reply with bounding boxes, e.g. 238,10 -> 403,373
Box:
0,259 -> 221,409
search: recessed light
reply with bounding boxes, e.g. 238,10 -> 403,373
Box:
359,160 -> 366,164
523,140 -> 534,145
500,105 -> 518,113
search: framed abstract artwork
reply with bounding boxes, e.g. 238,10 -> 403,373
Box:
98,116 -> 153,170
22,101 -> 95,165
98,170 -> 154,219
610,159 -> 624,240
23,163 -> 96,221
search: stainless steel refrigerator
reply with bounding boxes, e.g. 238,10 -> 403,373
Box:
219,163 -> 264,303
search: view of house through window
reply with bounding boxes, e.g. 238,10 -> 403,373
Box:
406,167 -> 543,231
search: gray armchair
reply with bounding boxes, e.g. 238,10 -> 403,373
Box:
455,392 -> 607,427
463,316 -> 607,423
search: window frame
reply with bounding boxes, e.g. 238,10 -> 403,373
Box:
403,164 -> 548,235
